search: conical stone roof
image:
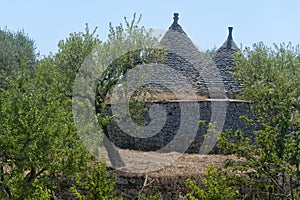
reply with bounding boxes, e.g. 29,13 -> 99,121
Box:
212,27 -> 241,99
139,14 -> 240,100
159,13 -> 209,99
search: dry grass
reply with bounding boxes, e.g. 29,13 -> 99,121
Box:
106,91 -> 210,104
99,148 -> 239,178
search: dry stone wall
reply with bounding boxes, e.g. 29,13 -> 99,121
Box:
106,100 -> 257,154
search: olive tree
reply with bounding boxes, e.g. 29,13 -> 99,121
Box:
218,42 -> 300,199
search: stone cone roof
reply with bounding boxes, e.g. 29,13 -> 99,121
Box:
158,13 -> 209,99
217,27 -> 239,51
212,27 -> 241,99
146,14 -> 240,100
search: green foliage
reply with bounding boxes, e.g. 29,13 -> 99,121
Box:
0,27 -> 95,199
0,14 -> 165,199
186,165 -> 240,200
129,90 -> 149,126
69,14 -> 164,163
70,162 -> 120,200
205,46 -> 217,59
55,24 -> 100,97
0,28 -> 36,73
0,59 -> 91,199
88,13 -> 166,146
95,13 -> 163,107
218,42 -> 300,199
0,28 -> 36,91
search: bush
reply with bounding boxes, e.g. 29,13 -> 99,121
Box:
70,162 -> 121,200
186,165 -> 240,200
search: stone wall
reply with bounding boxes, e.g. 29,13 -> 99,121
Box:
106,100 -> 257,154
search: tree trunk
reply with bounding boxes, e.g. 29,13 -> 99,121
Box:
103,127 -> 125,168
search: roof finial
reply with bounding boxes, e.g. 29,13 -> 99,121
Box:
169,13 -> 186,34
173,13 -> 179,25
227,27 -> 233,49
228,27 -> 233,40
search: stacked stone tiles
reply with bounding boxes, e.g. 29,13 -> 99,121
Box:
159,13 -> 210,98
212,27 -> 241,99
160,13 -> 241,100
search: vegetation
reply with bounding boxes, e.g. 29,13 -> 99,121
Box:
223,43 -> 300,199
186,165 -> 240,200
189,43 -> 300,199
70,162 -> 120,200
0,14 -> 299,199
0,28 -> 36,74
0,27 -> 97,199
0,14 -> 162,199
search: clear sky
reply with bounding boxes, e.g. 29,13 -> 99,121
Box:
2,0 -> 300,56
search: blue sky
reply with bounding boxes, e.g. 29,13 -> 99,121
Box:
2,0 -> 300,56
